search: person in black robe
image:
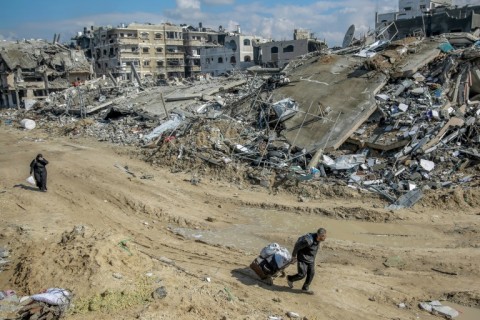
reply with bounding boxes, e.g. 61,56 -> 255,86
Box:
30,154 -> 49,192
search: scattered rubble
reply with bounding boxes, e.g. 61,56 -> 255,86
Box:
1,33 -> 480,211
0,40 -> 93,109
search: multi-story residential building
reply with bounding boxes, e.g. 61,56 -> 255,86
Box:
74,23 -> 185,81
182,23 -> 222,78
200,30 -> 260,76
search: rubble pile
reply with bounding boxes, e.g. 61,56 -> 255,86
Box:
0,41 -> 91,80
0,39 -> 93,112
347,40 -> 480,201
2,35 -> 480,208
140,38 -> 479,205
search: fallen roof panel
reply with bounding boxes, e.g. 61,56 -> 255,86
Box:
274,54 -> 388,152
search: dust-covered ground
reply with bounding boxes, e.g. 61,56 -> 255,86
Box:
0,124 -> 479,320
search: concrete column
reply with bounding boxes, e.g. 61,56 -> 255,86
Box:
8,92 -> 14,107
43,71 -> 50,95
15,89 -> 20,109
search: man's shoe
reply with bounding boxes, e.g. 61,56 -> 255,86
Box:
287,279 -> 293,289
302,289 -> 314,295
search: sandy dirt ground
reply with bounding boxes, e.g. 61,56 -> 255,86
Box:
0,124 -> 479,320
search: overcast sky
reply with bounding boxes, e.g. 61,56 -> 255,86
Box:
0,0 -> 479,46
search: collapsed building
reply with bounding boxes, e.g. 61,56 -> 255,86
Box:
2,6 -> 480,209
3,31 -> 479,210
0,40 -> 93,109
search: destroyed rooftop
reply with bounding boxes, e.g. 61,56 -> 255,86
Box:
0,40 -> 91,74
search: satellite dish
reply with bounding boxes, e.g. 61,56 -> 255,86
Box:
342,25 -> 355,48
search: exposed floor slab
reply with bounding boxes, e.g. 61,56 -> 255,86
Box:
273,54 -> 388,152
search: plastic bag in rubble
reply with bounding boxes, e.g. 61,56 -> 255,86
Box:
144,115 -> 183,141
31,288 -> 71,306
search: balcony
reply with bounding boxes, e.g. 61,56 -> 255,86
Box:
119,52 -> 140,59
166,65 -> 185,72
187,65 -> 201,72
117,38 -> 142,45
165,38 -> 183,45
155,67 -> 166,74
184,40 -> 205,47
119,49 -> 140,54
165,51 -> 185,58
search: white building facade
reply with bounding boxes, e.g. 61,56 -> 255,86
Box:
200,34 -> 257,76
258,39 -> 326,68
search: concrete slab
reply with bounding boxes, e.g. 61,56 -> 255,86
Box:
272,54 -> 388,152
392,40 -> 441,78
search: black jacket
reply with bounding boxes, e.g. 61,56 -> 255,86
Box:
292,233 -> 320,263
30,158 -> 48,174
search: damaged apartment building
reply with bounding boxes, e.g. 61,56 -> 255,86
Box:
376,0 -> 480,40
199,28 -> 327,76
256,29 -> 327,68
74,22 -> 329,81
73,22 -> 223,81
0,40 -> 92,108
199,26 -> 259,76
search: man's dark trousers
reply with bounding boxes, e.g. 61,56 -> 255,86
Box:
288,260 -> 315,290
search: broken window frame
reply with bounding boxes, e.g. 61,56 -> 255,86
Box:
283,45 -> 294,53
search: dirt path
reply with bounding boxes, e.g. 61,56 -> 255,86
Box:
0,125 -> 479,320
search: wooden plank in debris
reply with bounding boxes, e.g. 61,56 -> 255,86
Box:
420,117 -> 465,152
87,101 -> 114,114
347,137 -> 410,151
165,94 -> 203,102
204,79 -> 247,96
198,154 -> 223,166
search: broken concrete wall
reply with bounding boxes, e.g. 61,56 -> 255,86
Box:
381,7 -> 480,41
274,54 -> 388,153
2,34 -> 479,210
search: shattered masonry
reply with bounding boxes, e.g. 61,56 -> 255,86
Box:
2,31 -> 480,211
0,40 -> 93,109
